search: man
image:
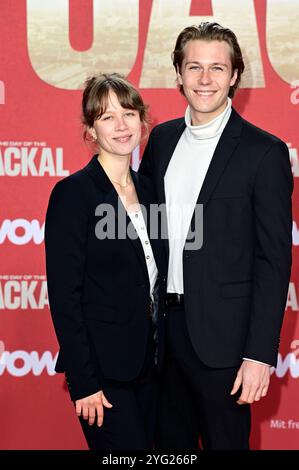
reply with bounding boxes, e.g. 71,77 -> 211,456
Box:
139,22 -> 293,450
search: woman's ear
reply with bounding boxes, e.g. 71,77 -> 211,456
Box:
87,127 -> 97,141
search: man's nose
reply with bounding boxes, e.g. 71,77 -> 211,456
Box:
199,68 -> 212,85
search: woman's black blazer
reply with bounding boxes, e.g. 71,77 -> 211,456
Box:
45,156 -> 166,401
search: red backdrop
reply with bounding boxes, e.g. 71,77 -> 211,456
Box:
0,0 -> 298,450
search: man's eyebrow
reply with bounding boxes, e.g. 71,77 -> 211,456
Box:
185,61 -> 228,68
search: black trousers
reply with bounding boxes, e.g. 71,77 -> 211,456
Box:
77,321 -> 158,450
156,305 -> 251,450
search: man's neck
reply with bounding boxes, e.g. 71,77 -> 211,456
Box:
190,99 -> 229,126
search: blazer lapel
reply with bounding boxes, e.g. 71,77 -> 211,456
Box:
157,119 -> 186,204
85,156 -> 149,281
156,119 -> 186,257
184,109 -> 244,249
85,155 -> 127,237
197,109 -> 243,208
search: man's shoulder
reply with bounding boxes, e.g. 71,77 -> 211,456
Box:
132,169 -> 156,197
235,110 -> 285,147
132,168 -> 152,188
151,117 -> 185,137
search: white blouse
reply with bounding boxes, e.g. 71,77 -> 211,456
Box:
127,209 -> 158,299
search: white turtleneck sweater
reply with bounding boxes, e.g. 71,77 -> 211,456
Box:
165,99 -> 232,294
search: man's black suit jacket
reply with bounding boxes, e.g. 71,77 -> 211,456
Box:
139,108 -> 293,368
45,156 -> 166,401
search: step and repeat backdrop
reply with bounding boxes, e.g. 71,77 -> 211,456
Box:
0,0 -> 298,450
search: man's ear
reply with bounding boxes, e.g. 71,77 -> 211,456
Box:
176,66 -> 183,86
230,69 -> 238,87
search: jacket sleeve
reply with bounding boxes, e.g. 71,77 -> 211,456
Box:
244,141 -> 293,366
45,177 -> 101,400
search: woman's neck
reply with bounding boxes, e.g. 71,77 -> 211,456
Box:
97,154 -> 131,186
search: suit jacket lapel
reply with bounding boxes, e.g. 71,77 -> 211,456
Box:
183,109 -> 244,249
157,119 -> 186,204
197,109 -> 243,208
85,156 -> 126,237
85,156 -> 149,281
156,119 -> 185,257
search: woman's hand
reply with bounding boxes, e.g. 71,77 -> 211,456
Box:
75,390 -> 113,426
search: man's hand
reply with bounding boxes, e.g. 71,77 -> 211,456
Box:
75,390 -> 113,426
230,360 -> 271,404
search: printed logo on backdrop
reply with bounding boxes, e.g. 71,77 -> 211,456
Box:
0,80 -> 5,104
274,285 -> 299,380
288,143 -> 299,178
270,419 -> 299,430
0,348 -> 57,376
0,219 -> 44,245
0,275 -> 48,310
0,141 -> 69,177
0,340 -> 4,364
286,282 -> 299,312
1,347 -> 297,379
26,0 -> 299,89
290,80 -> 299,105
292,221 -> 299,246
271,347 -> 299,379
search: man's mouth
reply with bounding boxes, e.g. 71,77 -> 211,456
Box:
194,90 -> 216,96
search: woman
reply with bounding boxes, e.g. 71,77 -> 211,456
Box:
45,73 -> 166,450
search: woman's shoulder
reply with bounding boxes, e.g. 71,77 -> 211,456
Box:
54,167 -> 87,189
48,166 -> 92,208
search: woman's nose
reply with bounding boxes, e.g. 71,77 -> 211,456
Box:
115,116 -> 128,130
